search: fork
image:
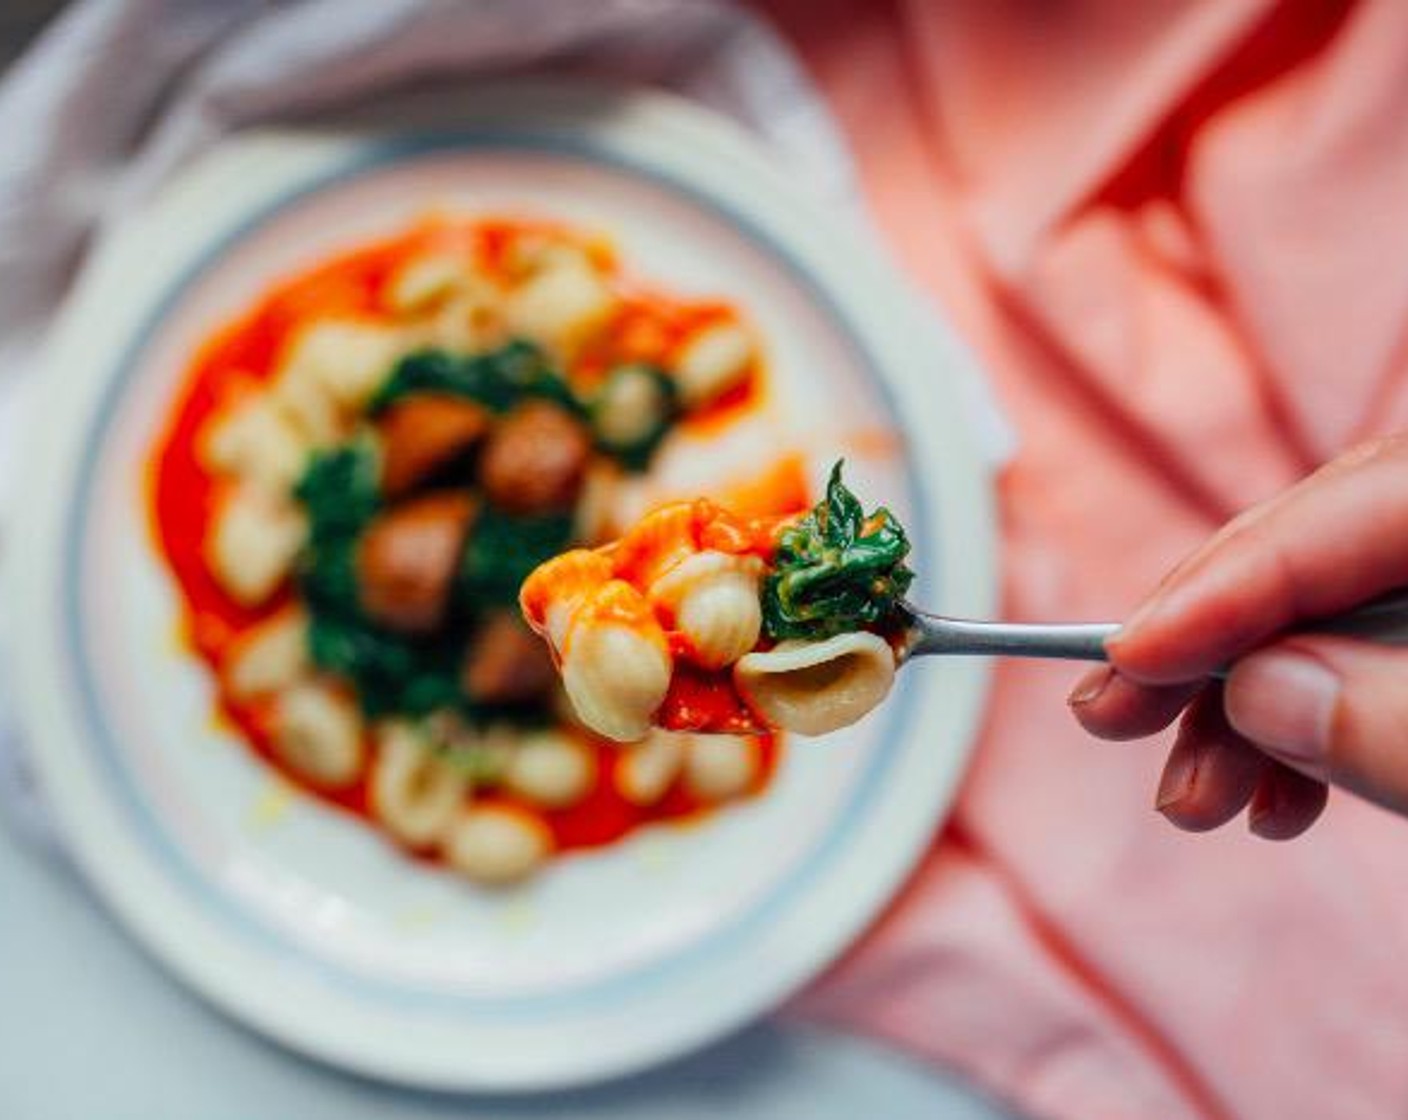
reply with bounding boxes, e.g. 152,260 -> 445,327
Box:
897,589 -> 1408,670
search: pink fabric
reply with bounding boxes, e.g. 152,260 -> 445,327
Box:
757,2 -> 1408,1117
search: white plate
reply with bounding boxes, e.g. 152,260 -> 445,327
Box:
8,83 -> 996,1090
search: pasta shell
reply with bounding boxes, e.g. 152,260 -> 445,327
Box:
443,804 -> 552,886
573,461 -> 623,546
503,730 -> 597,809
683,735 -> 759,802
650,550 -> 764,669
609,501 -> 702,589
206,486 -> 307,607
503,238 -> 592,280
269,367 -> 342,448
593,366 -> 672,448
733,632 -> 896,736
561,606 -> 672,743
199,395 -> 310,494
519,549 -> 613,649
369,722 -> 469,848
425,286 -> 507,353
271,681 -> 366,789
385,253 -> 474,313
674,321 -> 754,408
615,730 -> 687,806
223,608 -> 309,699
280,319 -> 405,411
503,256 -> 616,358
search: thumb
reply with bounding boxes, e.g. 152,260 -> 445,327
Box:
1223,637 -> 1408,817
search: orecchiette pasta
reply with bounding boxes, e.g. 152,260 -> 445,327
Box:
674,322 -> 755,408
561,598 -> 672,742
733,632 -> 896,737
592,365 -> 672,449
280,320 -> 406,412
524,550 -> 615,652
503,730 -> 596,809
425,286 -> 507,353
385,253 -> 474,313
369,722 -> 469,848
199,395 -> 310,493
502,237 -> 591,279
650,551 -> 764,670
223,608 -> 309,699
683,734 -> 759,802
271,681 -> 366,789
521,464 -> 916,739
615,730 -> 687,806
503,254 -> 617,357
443,804 -> 552,885
572,461 -> 623,545
269,367 -> 343,447
206,486 -> 307,606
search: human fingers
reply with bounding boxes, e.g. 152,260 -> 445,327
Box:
1222,636 -> 1408,820
1108,435 -> 1408,684
1068,666 -> 1203,741
1153,688 -> 1267,832
1246,762 -> 1329,841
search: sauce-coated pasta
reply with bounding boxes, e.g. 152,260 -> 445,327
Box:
521,465 -> 914,739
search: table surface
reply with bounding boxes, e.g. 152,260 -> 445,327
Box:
0,4 -> 1013,1117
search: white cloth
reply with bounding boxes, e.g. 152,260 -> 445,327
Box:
0,0 -> 1009,849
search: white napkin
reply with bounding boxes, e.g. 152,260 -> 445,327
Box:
0,0 -> 1011,851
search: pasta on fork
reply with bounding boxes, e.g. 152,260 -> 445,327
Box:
520,464 -> 915,740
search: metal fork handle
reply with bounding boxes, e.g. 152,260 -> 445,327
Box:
901,588 -> 1408,669
904,616 -> 1118,663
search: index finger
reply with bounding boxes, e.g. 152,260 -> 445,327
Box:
1109,435 -> 1408,684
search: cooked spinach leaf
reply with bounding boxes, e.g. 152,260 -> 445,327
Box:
456,507 -> 575,608
369,341 -> 581,416
306,612 -> 465,718
294,439 -> 382,541
761,461 -> 915,641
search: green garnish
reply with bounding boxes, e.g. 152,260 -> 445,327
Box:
294,438 -> 381,538
455,507 -> 576,608
369,340 -> 582,417
761,462 -> 915,641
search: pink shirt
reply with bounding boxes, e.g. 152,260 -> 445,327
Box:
761,2 -> 1408,1117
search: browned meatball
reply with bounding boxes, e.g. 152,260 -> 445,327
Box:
356,493 -> 478,632
378,394 -> 491,497
462,611 -> 558,704
479,400 -> 592,514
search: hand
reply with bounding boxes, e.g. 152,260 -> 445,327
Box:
1069,433 -> 1408,840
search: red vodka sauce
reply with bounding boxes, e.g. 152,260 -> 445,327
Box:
658,665 -> 768,735
146,215 -> 791,860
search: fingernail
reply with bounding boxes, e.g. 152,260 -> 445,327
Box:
1247,785 -> 1278,838
1067,666 -> 1114,707
1226,651 -> 1338,775
1155,746 -> 1199,813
